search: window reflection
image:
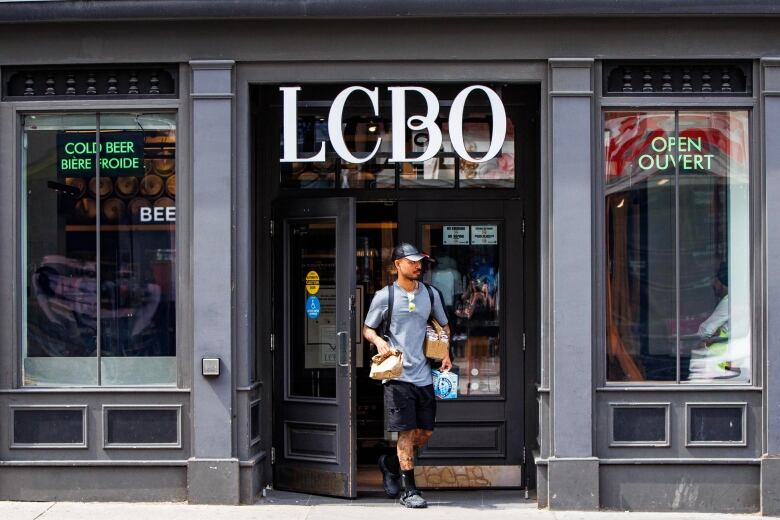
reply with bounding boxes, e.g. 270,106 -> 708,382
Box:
604,110 -> 751,384
605,112 -> 676,382
423,223 -> 501,396
457,118 -> 516,189
678,111 -> 750,383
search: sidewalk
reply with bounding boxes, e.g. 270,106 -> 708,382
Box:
0,490 -> 773,520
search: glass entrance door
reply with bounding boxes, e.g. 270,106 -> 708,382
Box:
399,200 -> 525,486
272,197 -> 357,497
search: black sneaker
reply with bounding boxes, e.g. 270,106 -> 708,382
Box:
378,455 -> 401,498
400,490 -> 428,508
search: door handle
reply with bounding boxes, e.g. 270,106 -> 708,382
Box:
337,331 -> 350,367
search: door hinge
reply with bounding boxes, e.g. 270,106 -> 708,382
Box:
522,332 -> 526,351
270,333 -> 275,352
271,447 -> 276,464
269,219 -> 275,238
522,218 -> 526,235
522,446 -> 526,464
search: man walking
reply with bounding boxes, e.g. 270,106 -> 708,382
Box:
363,243 -> 452,508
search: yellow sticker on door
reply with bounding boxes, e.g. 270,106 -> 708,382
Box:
305,271 -> 320,294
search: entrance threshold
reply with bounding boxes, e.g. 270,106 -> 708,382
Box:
359,465 -> 524,492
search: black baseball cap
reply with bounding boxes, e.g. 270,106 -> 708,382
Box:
392,242 -> 430,262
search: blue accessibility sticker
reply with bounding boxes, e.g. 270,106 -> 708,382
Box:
306,296 -> 321,319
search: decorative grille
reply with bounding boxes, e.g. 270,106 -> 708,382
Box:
3,65 -> 177,100
603,62 -> 751,96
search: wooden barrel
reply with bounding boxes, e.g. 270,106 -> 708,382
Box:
139,174 -> 164,199
128,197 -> 151,221
154,196 -> 174,208
115,176 -> 140,199
65,177 -> 86,198
74,198 -> 96,222
88,177 -> 113,198
102,198 -> 126,223
152,153 -> 175,177
165,174 -> 175,197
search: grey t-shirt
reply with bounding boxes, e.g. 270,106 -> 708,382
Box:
364,281 -> 448,387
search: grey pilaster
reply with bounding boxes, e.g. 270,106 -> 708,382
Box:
0,99 -> 15,392
546,58 -> 599,510
187,60 -> 239,505
762,57 -> 780,517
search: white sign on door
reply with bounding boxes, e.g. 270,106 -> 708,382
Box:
471,225 -> 498,245
443,225 -> 470,245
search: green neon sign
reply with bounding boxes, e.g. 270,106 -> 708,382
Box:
638,136 -> 714,172
57,131 -> 145,177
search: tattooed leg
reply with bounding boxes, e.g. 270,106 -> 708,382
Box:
397,430 -> 417,471
413,429 -> 433,449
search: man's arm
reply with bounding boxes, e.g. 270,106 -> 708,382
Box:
431,289 -> 453,372
363,288 -> 391,355
698,296 -> 729,341
440,326 -> 453,372
363,324 -> 391,355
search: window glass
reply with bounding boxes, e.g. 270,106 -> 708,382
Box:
23,114 -> 98,386
98,113 -> 177,385
457,116 -> 516,189
422,223 -> 501,396
22,112 -> 177,386
604,110 -> 751,384
605,111 -> 677,382
288,220 -> 337,398
281,115 -> 338,189
678,111 -> 750,383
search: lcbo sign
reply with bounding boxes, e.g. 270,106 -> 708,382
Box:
280,85 -> 507,164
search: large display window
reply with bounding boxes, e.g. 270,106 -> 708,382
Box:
22,112 -> 177,386
604,110 -> 751,384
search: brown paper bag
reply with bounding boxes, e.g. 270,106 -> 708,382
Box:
370,349 -> 404,380
424,319 -> 450,361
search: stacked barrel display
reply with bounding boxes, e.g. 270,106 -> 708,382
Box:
65,142 -> 175,225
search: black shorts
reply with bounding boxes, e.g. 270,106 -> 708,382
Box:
384,380 -> 437,432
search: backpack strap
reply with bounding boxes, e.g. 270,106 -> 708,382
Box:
382,284 -> 394,339
424,283 -> 434,317
426,283 -> 450,324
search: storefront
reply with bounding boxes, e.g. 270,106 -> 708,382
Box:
263,83 -> 537,495
0,1 -> 779,515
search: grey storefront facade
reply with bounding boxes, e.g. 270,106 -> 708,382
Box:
1,1 -> 780,514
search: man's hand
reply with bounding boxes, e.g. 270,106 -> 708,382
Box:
375,337 -> 392,355
364,325 -> 392,355
440,353 -> 453,372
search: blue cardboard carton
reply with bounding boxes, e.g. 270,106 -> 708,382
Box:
432,369 -> 458,400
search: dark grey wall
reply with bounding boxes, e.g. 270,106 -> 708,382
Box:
1,18 -> 780,65
3,0 -> 780,23
600,464 -> 760,513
